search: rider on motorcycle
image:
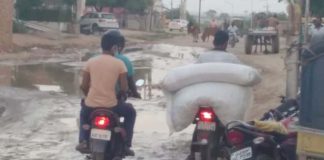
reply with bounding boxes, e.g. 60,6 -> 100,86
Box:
227,22 -> 239,42
76,31 -> 136,156
197,30 -> 241,64
115,33 -> 141,99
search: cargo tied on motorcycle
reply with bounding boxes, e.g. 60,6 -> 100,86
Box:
223,98 -> 300,160
163,61 -> 261,160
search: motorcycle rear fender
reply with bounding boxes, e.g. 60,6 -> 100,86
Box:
90,138 -> 108,153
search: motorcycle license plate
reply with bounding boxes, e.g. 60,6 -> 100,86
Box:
91,129 -> 111,141
231,147 -> 252,160
197,122 -> 216,131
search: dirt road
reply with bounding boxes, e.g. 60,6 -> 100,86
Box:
0,33 -> 287,159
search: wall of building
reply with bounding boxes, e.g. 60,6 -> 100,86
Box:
0,0 -> 13,51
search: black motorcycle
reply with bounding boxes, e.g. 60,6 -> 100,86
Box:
87,108 -> 127,160
223,99 -> 299,160
187,106 -> 228,160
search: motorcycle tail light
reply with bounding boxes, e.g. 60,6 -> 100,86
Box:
94,116 -> 110,129
198,107 -> 216,122
228,130 -> 244,145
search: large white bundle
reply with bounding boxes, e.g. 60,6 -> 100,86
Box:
162,63 -> 261,93
197,50 -> 241,64
166,83 -> 253,133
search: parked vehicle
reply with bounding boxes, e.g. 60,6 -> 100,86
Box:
224,99 -> 299,160
229,32 -> 237,48
168,19 -> 188,32
80,12 -> 119,34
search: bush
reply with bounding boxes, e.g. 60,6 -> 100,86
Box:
18,8 -> 72,22
310,0 -> 324,16
16,0 -> 74,22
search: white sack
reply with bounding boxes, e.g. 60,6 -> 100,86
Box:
162,63 -> 261,93
166,83 -> 253,133
197,50 -> 241,64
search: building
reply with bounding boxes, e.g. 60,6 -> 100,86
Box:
0,0 -> 13,51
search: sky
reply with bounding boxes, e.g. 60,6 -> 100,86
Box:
162,0 -> 287,15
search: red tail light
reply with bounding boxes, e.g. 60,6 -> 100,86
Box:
198,108 -> 216,122
228,130 -> 244,145
94,116 -> 110,129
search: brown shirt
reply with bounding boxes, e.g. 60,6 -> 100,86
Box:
84,54 -> 127,108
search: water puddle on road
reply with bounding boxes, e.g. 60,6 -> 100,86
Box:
0,63 -> 80,95
0,58 -> 153,96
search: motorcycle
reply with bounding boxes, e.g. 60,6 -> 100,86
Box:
80,79 -> 145,160
228,32 -> 238,48
87,108 -> 127,160
187,106 -> 227,160
224,99 -> 299,160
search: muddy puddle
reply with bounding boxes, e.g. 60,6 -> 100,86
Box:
0,58 -> 153,96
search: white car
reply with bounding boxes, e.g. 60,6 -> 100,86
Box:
80,12 -> 119,34
168,19 -> 188,32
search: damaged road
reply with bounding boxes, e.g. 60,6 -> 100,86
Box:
0,35 -> 286,159
0,44 -> 205,160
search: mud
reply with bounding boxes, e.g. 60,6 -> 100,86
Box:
0,39 -> 286,159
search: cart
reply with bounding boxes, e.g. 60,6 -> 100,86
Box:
245,29 -> 280,54
294,125 -> 324,160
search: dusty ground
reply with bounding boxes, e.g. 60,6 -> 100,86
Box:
0,30 -> 181,61
0,31 -> 288,159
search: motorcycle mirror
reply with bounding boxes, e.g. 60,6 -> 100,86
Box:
136,79 -> 145,87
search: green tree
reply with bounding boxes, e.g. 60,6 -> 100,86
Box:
310,0 -> 324,16
16,0 -> 75,22
276,12 -> 288,20
205,9 -> 217,19
86,0 -> 124,11
15,0 -> 42,12
165,8 -> 180,19
218,13 -> 230,21
124,0 -> 154,30
165,8 -> 195,22
124,0 -> 153,15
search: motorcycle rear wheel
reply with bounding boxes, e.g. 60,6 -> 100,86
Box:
230,41 -> 236,48
92,152 -> 105,160
199,134 -> 217,160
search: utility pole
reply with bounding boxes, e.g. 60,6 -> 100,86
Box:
184,0 -> 187,19
76,0 -> 86,20
225,0 -> 234,17
266,0 -> 269,14
171,0 -> 173,20
285,0 -> 305,99
198,0 -> 202,27
251,0 -> 254,29
304,0 -> 310,43
180,0 -> 187,20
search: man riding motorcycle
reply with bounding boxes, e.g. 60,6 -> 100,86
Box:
227,22 -> 239,44
186,30 -> 242,160
197,30 -> 241,64
115,33 -> 141,99
76,31 -> 136,156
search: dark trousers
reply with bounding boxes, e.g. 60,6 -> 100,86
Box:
79,100 -> 136,147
